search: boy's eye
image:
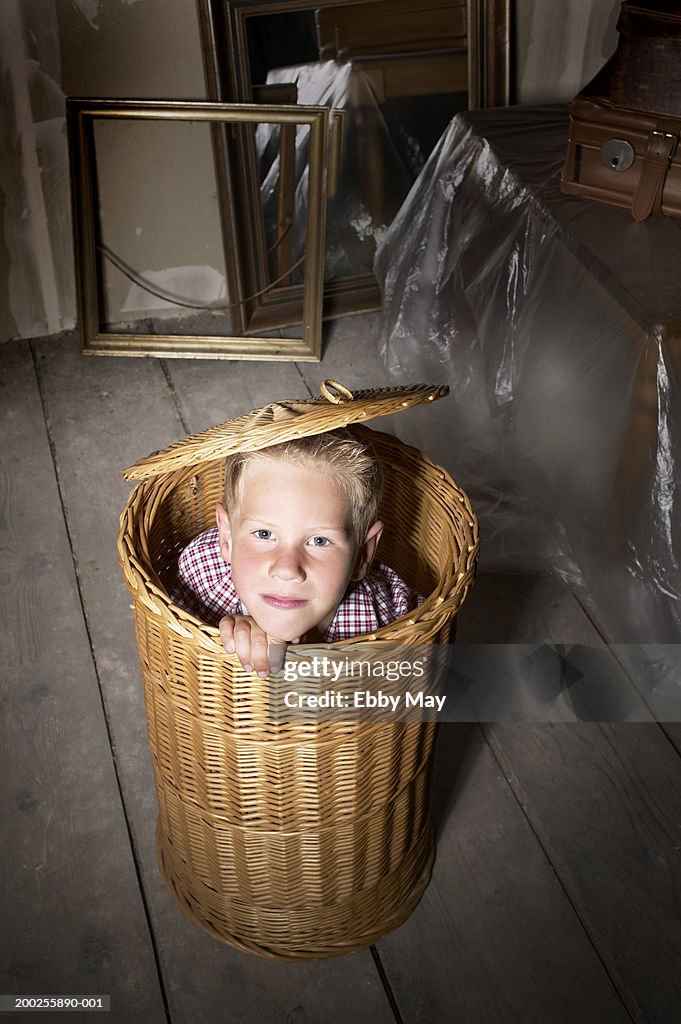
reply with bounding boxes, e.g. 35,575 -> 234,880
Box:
253,529 -> 273,540
309,535 -> 331,547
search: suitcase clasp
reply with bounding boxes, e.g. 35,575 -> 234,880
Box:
601,138 -> 635,171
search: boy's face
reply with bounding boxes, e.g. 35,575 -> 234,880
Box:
216,456 -> 382,641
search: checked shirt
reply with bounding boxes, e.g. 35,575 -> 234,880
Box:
172,526 -> 421,641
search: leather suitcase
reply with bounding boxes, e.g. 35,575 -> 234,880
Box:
560,1 -> 681,221
561,96 -> 681,220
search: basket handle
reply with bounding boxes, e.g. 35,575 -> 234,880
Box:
320,379 -> 354,404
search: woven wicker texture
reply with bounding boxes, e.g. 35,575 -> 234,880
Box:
118,382 -> 478,959
123,379 -> 448,480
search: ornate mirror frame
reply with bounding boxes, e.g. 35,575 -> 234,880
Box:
197,0 -> 512,333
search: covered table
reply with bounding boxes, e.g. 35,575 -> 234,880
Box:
375,104 -> 681,644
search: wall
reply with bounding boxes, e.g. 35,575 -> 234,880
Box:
1,0 -> 625,342
516,0 -> 621,104
1,0 -> 68,340
0,0 -> 226,341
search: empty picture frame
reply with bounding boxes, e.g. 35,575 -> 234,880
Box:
66,98 -> 329,359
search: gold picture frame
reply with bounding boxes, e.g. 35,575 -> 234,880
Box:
468,0 -> 512,109
66,98 -> 329,359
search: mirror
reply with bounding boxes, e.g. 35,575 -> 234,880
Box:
197,0 -> 511,330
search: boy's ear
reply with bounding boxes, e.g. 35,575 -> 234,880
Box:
215,503 -> 233,562
351,520 -> 384,582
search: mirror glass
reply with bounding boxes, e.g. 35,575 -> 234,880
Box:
199,0 -> 510,329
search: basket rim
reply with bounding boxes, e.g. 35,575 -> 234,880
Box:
118,424 -> 479,657
123,379 -> 449,481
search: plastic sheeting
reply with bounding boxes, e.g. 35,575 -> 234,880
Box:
375,104 -> 681,643
258,61 -> 415,281
258,60 -> 465,283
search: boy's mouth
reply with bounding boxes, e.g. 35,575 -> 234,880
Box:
261,594 -> 308,610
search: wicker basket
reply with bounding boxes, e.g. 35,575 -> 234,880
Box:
118,381 -> 478,959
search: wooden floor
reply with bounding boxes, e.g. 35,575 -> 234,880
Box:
2,316 -> 681,1024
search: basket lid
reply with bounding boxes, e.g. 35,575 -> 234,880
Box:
123,379 -> 448,480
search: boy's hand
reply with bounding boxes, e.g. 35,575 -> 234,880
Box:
218,614 -> 298,676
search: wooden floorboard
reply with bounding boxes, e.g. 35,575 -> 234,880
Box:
298,312 -> 389,395
459,574 -> 681,1022
34,334 -> 397,1023
375,724 -> 633,1024
164,352 -> 306,433
486,722 -> 681,1024
4,323 -> 681,1023
370,575 -> 636,1022
0,340 -> 167,1024
457,571 -> 612,646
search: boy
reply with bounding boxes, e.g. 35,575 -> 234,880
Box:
173,428 -> 420,675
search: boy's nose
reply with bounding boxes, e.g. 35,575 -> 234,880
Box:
269,547 -> 305,582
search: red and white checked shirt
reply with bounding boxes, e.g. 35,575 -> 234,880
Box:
172,526 -> 421,641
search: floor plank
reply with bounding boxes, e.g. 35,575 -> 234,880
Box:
486,721 -> 681,1024
296,311 -> 415,441
299,312 -> 389,395
162,357 -> 306,435
34,335 -> 398,1023
454,572 -> 653,723
375,724 -> 633,1024
456,572 -> 608,646
454,573 -> 675,1019
0,340 -> 167,1024
373,574 -> 638,1023
10,320 -> 681,1024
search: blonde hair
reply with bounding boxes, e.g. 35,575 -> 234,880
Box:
223,428 -> 383,543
